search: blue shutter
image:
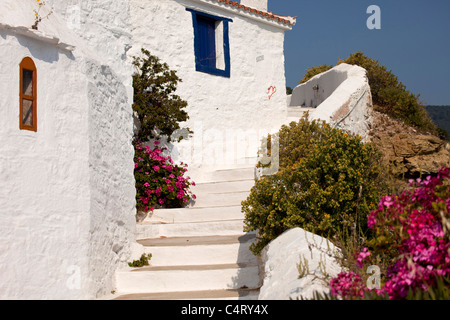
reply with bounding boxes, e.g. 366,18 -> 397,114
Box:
186,8 -> 232,78
196,15 -> 216,69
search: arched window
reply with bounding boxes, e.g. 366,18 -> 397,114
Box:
19,57 -> 37,131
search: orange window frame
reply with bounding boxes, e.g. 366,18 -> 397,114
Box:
19,57 -> 37,132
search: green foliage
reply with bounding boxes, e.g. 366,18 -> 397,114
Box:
132,48 -> 191,143
338,52 -> 404,106
377,87 -> 437,133
299,64 -> 333,84
286,87 -> 293,95
242,115 -> 387,255
128,253 -> 152,268
338,51 -> 437,134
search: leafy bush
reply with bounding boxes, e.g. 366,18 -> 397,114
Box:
377,87 -> 437,133
242,115 -> 386,255
134,141 -> 196,213
132,48 -> 191,143
131,49 -> 196,213
299,64 -> 333,84
338,52 -> 437,134
338,52 -> 404,107
329,167 -> 450,300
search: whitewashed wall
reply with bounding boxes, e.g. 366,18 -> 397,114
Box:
0,0 -> 136,299
129,0 -> 290,174
290,63 -> 373,140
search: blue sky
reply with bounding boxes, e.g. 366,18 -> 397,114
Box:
268,0 -> 450,105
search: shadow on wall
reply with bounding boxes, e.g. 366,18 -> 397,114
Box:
289,65 -> 348,109
289,63 -> 373,140
230,233 -> 262,299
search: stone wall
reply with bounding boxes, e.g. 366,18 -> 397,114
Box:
258,228 -> 342,300
290,63 -> 373,140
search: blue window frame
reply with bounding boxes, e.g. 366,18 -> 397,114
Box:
186,8 -> 232,78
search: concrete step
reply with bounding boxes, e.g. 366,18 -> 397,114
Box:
138,234 -> 257,267
191,179 -> 255,195
193,167 -> 256,184
115,264 -> 260,294
287,106 -> 315,114
141,205 -> 244,225
136,219 -> 246,240
112,288 -> 260,300
190,191 -> 251,208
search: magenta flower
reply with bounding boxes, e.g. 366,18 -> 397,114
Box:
356,247 -> 371,268
333,167 -> 450,300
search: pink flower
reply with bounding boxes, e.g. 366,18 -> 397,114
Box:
356,248 -> 371,268
154,141 -> 161,145
153,166 -> 160,172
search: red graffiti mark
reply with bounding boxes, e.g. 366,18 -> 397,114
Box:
268,86 -> 277,100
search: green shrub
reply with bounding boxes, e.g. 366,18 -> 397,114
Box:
338,52 -> 437,134
132,48 -> 192,143
338,52 -> 404,107
128,253 -> 152,268
243,115 -> 387,255
377,87 -> 436,133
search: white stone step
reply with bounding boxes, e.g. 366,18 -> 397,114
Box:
136,219 -> 246,240
191,179 -> 255,195
115,264 -> 261,294
192,167 -> 256,184
190,191 -> 251,208
111,288 -> 260,300
139,234 -> 258,267
143,205 -> 245,224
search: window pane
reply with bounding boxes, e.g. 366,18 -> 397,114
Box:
23,69 -> 33,96
22,99 -> 33,127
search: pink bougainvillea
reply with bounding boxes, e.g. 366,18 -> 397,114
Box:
330,167 -> 450,300
134,141 -> 196,212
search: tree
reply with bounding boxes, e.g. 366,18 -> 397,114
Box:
132,48 -> 192,144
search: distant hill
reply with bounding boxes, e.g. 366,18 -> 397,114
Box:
426,105 -> 450,140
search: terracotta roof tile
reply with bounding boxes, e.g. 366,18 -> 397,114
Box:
215,0 -> 297,26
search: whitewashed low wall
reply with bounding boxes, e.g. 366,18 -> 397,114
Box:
290,63 -> 373,140
258,228 -> 342,300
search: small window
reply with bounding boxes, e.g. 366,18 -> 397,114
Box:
20,57 -> 37,131
186,9 -> 232,78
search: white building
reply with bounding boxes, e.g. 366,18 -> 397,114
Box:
0,0 -> 295,299
129,0 -> 296,171
0,0 -> 136,299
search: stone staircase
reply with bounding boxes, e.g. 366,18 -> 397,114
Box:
112,165 -> 261,300
284,106 -> 316,125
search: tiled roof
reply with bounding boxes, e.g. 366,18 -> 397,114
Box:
215,0 -> 297,26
